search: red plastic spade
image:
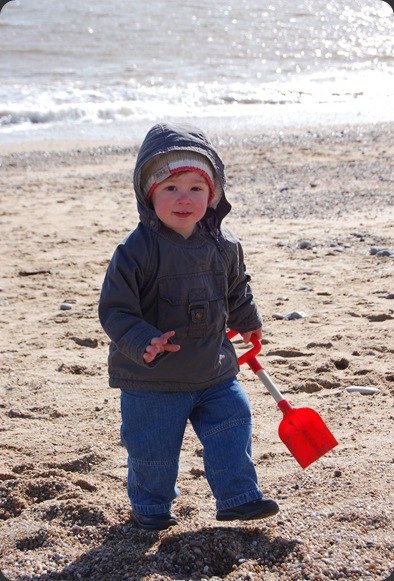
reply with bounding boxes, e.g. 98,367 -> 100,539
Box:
228,331 -> 338,469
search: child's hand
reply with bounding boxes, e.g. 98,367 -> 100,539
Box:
143,330 -> 181,363
240,327 -> 262,344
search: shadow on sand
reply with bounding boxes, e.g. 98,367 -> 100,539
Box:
14,520 -> 303,581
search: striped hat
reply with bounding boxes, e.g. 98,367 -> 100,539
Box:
141,150 -> 217,204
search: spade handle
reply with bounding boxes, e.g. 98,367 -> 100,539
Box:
227,331 -> 285,404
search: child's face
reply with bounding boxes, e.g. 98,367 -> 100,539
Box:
150,171 -> 210,239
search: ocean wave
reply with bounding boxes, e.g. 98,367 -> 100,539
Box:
1,73 -> 390,131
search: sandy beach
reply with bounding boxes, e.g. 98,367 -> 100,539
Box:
1,122 -> 393,581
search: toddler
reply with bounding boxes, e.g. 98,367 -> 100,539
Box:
99,122 -> 279,530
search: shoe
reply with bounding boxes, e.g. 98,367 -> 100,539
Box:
216,498 -> 279,521
130,510 -> 177,530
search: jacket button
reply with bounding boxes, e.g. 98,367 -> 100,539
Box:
195,312 -> 203,321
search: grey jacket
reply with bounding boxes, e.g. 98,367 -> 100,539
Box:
98,122 -> 262,391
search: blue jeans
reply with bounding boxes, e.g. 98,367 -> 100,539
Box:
120,377 -> 263,515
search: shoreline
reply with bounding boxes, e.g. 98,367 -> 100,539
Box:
1,115 -> 394,154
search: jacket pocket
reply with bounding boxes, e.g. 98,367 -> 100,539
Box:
158,270 -> 227,338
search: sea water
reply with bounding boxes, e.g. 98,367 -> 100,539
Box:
0,0 -> 393,143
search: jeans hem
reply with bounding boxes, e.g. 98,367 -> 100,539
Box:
132,502 -> 173,515
216,489 -> 263,511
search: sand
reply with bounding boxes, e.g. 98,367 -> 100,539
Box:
0,122 -> 393,581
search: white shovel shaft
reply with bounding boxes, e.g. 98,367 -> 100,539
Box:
256,369 -> 284,404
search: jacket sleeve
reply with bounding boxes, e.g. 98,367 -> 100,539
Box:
98,230 -> 164,366
221,226 -> 263,333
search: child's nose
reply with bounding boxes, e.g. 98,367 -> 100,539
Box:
177,191 -> 191,202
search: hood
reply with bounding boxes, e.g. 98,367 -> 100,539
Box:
133,122 -> 231,232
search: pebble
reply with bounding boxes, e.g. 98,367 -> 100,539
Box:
370,246 -> 381,255
298,240 -> 313,249
345,386 -> 379,395
370,246 -> 394,257
60,303 -> 73,310
272,311 -> 308,320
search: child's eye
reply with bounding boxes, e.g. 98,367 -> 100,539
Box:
166,185 -> 177,191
